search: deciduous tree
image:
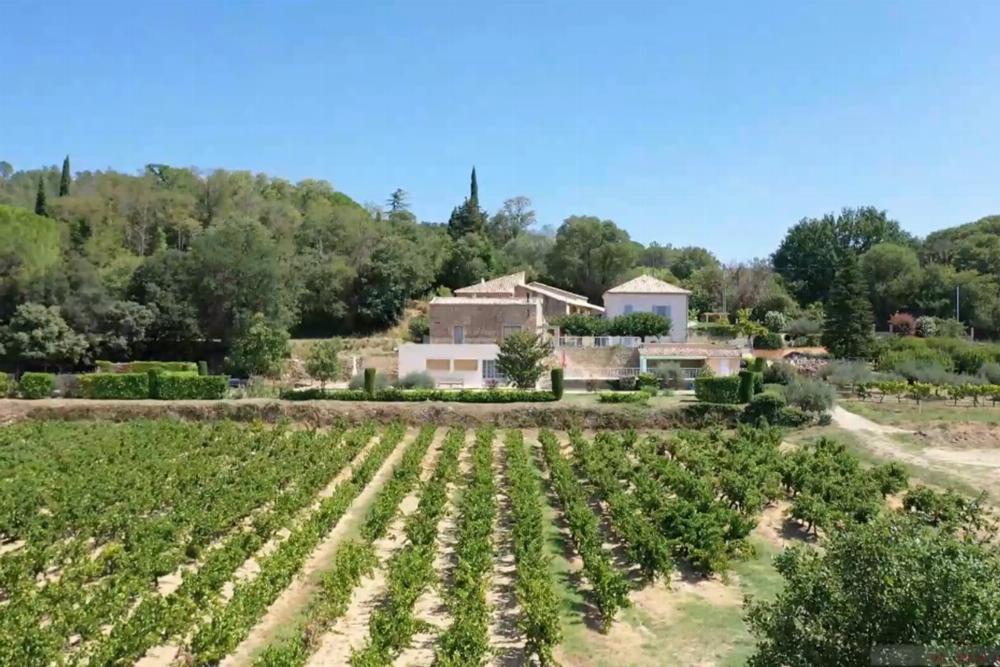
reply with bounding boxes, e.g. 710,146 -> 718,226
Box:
496,331 -> 552,389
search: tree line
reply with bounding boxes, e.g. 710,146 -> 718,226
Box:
1,156 -> 998,369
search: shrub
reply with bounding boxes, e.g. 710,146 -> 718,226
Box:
18,372 -> 54,399
777,406 -> 813,427
198,361 -> 209,376
781,378 -> 836,413
363,368 -> 376,395
752,332 -> 783,350
763,361 -> 798,385
888,312 -> 915,335
79,373 -> 150,399
407,315 -> 430,342
636,371 -> 660,391
979,362 -> 1000,384
281,388 -> 558,403
598,391 -> 651,404
0,373 -> 11,397
395,371 -> 435,389
742,392 -> 786,425
738,370 -> 755,403
751,357 -> 767,373
555,313 -> 610,337
54,374 -> 80,398
914,316 -> 936,338
152,373 -> 229,400
652,362 -> 685,389
95,360 -> 199,374
608,312 -> 671,338
820,360 -> 873,388
349,372 -> 390,391
694,376 -> 742,404
784,317 -> 822,338
763,311 -> 787,333
550,368 -> 564,400
703,322 -> 738,338
934,318 -> 967,338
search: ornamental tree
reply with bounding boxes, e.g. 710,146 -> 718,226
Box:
496,331 -> 552,389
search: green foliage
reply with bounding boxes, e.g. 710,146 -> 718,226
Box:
394,370 -> 435,389
742,392 -> 787,425
888,311 -> 915,335
762,360 -> 798,385
227,313 -> 290,378
822,252 -> 874,359
553,313 -> 610,336
752,331 -> 783,349
304,340 -> 340,388
546,215 -> 637,301
406,315 -> 429,342
152,373 -> 228,400
902,486 -> 995,535
598,390 -> 651,404
348,371 -> 390,391
746,515 -> 1000,667
737,370 -> 755,403
34,175 -> 47,216
608,311 -> 671,337
781,378 -> 836,413
550,367 -> 564,399
59,156 -> 71,196
694,375 -> 742,404
198,360 -> 208,376
934,317 -> 967,338
79,373 -> 150,399
0,372 -> 11,397
281,388 -> 558,402
18,371 -> 54,398
2,302 -> 88,367
914,315 -> 936,337
95,360 -> 199,373
651,362 -> 685,389
820,359 -> 873,388
763,310 -> 786,332
496,331 -> 552,389
363,367 -> 376,395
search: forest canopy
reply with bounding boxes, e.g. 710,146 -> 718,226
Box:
1,157 -> 999,369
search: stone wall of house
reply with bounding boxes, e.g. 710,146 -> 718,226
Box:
429,301 -> 543,343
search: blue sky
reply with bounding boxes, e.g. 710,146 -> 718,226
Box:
3,0 -> 999,259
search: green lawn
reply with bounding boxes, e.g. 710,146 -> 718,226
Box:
558,392 -> 689,408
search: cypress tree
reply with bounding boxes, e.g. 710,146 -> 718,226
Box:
821,251 -> 874,359
34,176 -> 47,216
59,155 -> 71,196
469,166 -> 479,207
446,166 -> 487,239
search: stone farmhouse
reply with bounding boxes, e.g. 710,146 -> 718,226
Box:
398,272 -> 744,388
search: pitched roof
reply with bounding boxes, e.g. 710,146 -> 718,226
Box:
523,282 -> 604,312
430,296 -> 538,306
454,271 -> 526,295
604,274 -> 691,295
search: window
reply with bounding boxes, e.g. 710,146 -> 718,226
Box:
653,305 -> 671,320
502,325 -> 521,339
426,359 -> 451,371
453,326 -> 464,344
624,304 -> 634,314
482,359 -> 503,380
454,359 -> 478,371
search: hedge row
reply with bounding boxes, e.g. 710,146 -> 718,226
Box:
96,360 -> 200,374
54,372 -> 229,400
598,391 -> 652,404
694,376 -> 742,404
280,388 -> 558,403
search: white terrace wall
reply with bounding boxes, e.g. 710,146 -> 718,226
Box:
397,343 -> 499,388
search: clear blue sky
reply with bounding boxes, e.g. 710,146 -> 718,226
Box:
3,0 -> 999,259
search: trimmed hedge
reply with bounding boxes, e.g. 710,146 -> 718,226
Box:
152,373 -> 229,400
738,370 -> 755,403
19,373 -> 55,399
0,373 -> 11,397
598,391 -> 651,404
551,368 -> 564,400
281,388 -> 558,403
752,332 -> 783,349
96,360 -> 199,374
694,376 -> 742,404
79,373 -> 150,399
363,368 -> 376,396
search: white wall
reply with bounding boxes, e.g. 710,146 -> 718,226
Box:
602,293 -> 689,342
397,343 -> 499,389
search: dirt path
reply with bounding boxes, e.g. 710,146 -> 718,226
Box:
305,429 -> 452,667
219,427 -> 425,667
832,405 -> 1000,495
392,433 -> 474,667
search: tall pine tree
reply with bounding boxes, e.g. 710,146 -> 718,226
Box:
822,251 -> 874,359
447,166 -> 487,239
59,155 -> 71,196
34,176 -> 48,216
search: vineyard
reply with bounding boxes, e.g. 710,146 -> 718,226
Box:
0,419 -> 918,666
